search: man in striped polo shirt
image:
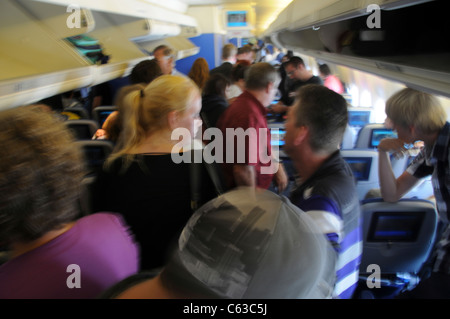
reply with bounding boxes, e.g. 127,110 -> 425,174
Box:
378,88 -> 450,298
284,84 -> 363,299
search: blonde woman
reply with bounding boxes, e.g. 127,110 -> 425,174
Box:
91,75 -> 217,271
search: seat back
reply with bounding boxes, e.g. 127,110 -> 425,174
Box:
65,119 -> 99,140
355,123 -> 397,149
63,106 -> 90,119
75,140 -> 114,177
92,106 -> 117,127
360,198 -> 438,274
340,149 -> 380,200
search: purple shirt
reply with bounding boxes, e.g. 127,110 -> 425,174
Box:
0,213 -> 139,299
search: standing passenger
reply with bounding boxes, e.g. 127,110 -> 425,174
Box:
216,62 -> 288,192
271,56 -> 323,114
284,84 -> 362,299
152,45 -> 185,76
0,105 -> 139,299
318,63 -> 344,94
201,73 -> 231,130
209,43 -> 237,80
188,57 -> 210,92
377,88 -> 450,298
91,75 -> 217,271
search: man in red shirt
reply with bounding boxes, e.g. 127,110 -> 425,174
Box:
217,62 -> 288,191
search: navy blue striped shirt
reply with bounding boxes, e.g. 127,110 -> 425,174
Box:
290,151 -> 362,298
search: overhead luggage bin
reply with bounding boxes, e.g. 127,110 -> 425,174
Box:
137,36 -> 200,61
86,10 -> 148,85
106,13 -> 182,42
0,0 -> 94,110
0,0 -> 202,110
265,0 -> 450,98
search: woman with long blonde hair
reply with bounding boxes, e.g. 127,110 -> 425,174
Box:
92,75 -> 217,271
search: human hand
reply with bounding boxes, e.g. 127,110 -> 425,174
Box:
270,102 -> 288,114
377,138 -> 411,158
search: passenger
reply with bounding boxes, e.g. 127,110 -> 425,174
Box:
129,59 -> 164,85
0,106 -> 139,299
94,60 -> 163,143
284,84 -> 362,299
152,45 -> 184,76
188,57 -> 210,91
91,75 -> 217,271
226,59 -> 251,104
377,88 -> 450,298
277,50 -> 294,104
216,62 -> 288,192
100,187 -> 337,299
200,73 -> 231,130
236,44 -> 254,64
271,56 -> 323,114
318,63 -> 345,94
209,43 -> 237,80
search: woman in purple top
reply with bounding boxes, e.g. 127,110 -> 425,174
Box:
0,105 -> 139,299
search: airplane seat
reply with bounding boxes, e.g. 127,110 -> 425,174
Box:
341,124 -> 357,149
92,106 -> 118,127
78,176 -> 95,216
355,197 -> 438,299
75,140 -> 114,178
65,119 -> 99,140
63,106 -> 90,119
355,123 -> 397,149
340,149 -> 380,201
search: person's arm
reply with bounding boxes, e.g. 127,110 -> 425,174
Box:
377,138 -> 420,202
270,102 -> 289,114
272,162 -> 288,193
232,164 -> 256,187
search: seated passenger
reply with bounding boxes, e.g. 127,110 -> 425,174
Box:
284,84 -> 362,299
0,105 -> 139,299
100,187 -> 337,299
91,75 -> 218,271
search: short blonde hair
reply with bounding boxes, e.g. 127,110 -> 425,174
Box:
385,88 -> 446,134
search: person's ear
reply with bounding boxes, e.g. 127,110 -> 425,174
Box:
167,111 -> 178,130
266,81 -> 274,94
294,125 -> 308,146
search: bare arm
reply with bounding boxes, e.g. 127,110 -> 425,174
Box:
378,138 -> 420,201
273,162 -> 288,193
233,164 -> 256,187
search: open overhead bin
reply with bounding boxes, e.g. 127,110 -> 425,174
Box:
0,0 -> 95,110
105,11 -> 201,61
0,0 -> 201,110
265,0 -> 450,98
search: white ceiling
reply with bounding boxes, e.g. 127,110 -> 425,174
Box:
180,0 -> 293,35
